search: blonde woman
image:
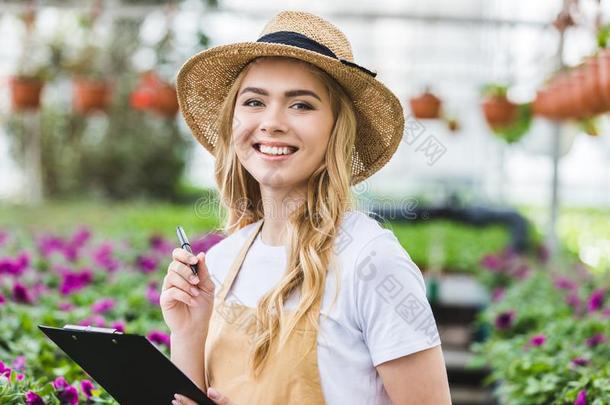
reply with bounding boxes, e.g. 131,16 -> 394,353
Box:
161,10 -> 451,405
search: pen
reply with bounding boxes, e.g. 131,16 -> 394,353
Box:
176,226 -> 198,277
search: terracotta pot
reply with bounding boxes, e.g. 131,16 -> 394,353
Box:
568,69 -> 591,119
481,95 -> 517,129
9,76 -> 44,111
533,89 -> 554,119
551,75 -> 572,120
599,49 -> 610,108
409,92 -> 441,119
153,84 -> 179,118
73,78 -> 111,115
582,56 -> 607,114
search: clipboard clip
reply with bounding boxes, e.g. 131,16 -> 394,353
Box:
63,324 -> 124,334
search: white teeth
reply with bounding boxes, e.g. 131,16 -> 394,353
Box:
258,144 -> 295,155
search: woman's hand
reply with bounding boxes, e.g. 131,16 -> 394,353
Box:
173,388 -> 237,405
160,248 -> 216,336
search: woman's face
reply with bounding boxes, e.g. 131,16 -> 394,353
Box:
232,57 -> 334,190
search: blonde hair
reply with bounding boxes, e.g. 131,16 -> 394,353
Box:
212,56 -> 358,376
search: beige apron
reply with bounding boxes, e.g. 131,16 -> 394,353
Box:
204,220 -> 327,404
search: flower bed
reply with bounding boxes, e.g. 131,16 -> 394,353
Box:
471,250 -> 610,404
0,226 -> 224,404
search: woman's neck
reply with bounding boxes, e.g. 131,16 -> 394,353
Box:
259,185 -> 306,247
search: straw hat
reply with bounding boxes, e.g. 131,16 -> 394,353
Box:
176,10 -> 405,185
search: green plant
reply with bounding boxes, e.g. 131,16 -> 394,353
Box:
480,83 -> 509,98
598,24 -> 610,49
496,102 -> 533,144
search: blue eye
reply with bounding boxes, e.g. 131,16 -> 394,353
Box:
292,102 -> 313,110
244,99 -> 263,107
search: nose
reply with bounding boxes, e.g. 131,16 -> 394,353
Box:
259,104 -> 288,135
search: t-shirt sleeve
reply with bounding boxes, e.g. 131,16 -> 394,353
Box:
352,231 -> 441,367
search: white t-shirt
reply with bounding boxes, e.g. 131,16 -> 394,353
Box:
204,210 -> 441,405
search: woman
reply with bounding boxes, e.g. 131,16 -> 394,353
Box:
161,10 -> 451,405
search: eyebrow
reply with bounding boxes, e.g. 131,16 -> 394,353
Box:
239,87 -> 321,102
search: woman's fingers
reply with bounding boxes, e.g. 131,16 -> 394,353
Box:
167,258 -> 200,287
172,247 -> 199,268
173,393 -> 199,405
162,286 -> 197,307
163,271 -> 200,298
207,387 -> 237,405
195,252 -> 215,295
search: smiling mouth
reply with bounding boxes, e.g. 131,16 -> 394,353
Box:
252,143 -> 299,156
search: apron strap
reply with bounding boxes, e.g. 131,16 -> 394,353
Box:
218,219 -> 264,301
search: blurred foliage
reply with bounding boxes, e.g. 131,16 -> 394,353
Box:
391,220 -> 511,273
6,17 -> 193,201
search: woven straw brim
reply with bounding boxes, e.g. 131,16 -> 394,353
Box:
176,42 -> 405,185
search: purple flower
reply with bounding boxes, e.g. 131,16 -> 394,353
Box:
80,379 -> 94,398
147,331 -> 170,348
571,357 -> 589,367
494,310 -> 515,330
480,254 -> 504,271
149,234 -> 173,254
79,315 -> 106,328
136,255 -> 157,273
53,376 -> 79,404
0,294 -> 5,305
587,288 -> 606,312
71,227 -> 91,249
25,391 -> 45,405
91,298 -> 115,314
111,321 -> 125,333
58,302 -> 75,312
0,361 -> 11,378
585,333 -> 606,347
37,234 -> 65,258
146,281 -> 160,305
16,373 -> 24,381
529,334 -> 546,347
566,294 -> 581,311
13,282 -> 34,304
57,385 -> 78,405
59,268 -> 93,295
491,287 -> 505,302
512,263 -> 530,280
12,355 -> 26,371
0,252 -> 30,276
93,243 -> 119,272
191,232 -> 225,255
574,389 -> 587,405
554,276 -> 577,290
536,244 -> 550,263
53,376 -> 69,390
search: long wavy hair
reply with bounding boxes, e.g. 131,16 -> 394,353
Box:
212,56 -> 359,377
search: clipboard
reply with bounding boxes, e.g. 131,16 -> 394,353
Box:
38,324 -> 214,405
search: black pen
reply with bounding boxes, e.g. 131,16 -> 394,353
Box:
176,226 -> 198,277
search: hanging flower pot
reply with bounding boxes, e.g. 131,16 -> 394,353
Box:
568,68 -> 591,119
153,84 -> 179,118
582,56 -> 607,115
533,89 -> 557,120
481,95 -> 517,130
129,71 -> 179,118
9,76 -> 44,111
409,91 -> 441,119
599,49 -> 610,108
73,77 -> 111,115
551,75 -> 572,120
